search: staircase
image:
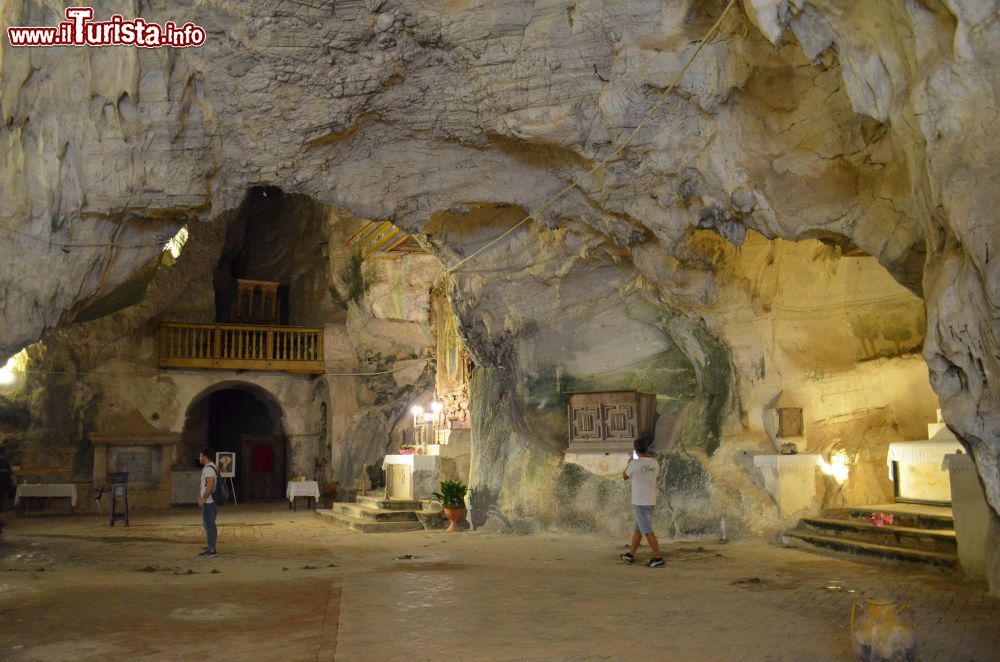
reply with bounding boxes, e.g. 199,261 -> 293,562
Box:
784,504 -> 958,569
315,495 -> 426,533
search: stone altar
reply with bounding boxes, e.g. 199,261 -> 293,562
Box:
383,454 -> 440,501
753,453 -> 821,519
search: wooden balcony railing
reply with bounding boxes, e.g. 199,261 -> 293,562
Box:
159,322 -> 324,374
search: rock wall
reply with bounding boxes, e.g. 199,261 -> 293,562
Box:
1,1 -> 998,524
454,220 -> 938,534
0,187 -> 438,500
705,231 -> 939,508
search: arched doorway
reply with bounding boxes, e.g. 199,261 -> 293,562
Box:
180,382 -> 287,502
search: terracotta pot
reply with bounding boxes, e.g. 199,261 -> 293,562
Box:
851,598 -> 916,662
443,507 -> 466,532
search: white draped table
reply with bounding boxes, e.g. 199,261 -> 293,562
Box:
886,441 -> 964,479
887,440 -> 963,503
14,484 -> 78,513
286,481 -> 319,510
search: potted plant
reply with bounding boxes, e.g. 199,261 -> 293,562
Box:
432,479 -> 468,532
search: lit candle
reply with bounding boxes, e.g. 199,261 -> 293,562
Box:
411,405 -> 424,440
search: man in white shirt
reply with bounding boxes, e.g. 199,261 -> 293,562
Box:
621,438 -> 665,568
198,447 -> 219,557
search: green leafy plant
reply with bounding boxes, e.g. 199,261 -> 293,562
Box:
432,479 -> 468,509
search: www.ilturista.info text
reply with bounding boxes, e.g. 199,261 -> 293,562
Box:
7,7 -> 206,48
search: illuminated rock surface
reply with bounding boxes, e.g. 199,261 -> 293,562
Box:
0,1 -> 998,568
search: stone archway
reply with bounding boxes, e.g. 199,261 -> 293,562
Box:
180,381 -> 287,502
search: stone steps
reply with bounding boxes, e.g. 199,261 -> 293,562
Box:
797,517 -> 957,554
316,495 -> 434,533
315,507 -> 424,533
355,495 -> 422,510
330,502 -> 420,522
832,505 -> 954,530
784,504 -> 958,569
784,531 -> 958,568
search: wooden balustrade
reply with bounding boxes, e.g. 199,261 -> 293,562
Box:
159,322 -> 324,374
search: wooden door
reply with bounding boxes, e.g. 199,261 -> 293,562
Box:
241,435 -> 286,501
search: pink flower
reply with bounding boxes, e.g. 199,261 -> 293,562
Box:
867,512 -> 894,528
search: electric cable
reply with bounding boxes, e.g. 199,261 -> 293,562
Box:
0,222 -> 175,250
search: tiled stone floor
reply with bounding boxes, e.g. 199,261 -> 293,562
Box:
0,504 -> 996,661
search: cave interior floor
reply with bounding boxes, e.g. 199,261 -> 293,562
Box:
0,503 -> 996,661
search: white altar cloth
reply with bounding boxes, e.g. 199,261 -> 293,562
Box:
285,481 -> 320,503
887,440 -> 963,479
382,454 -> 440,471
14,483 -> 78,507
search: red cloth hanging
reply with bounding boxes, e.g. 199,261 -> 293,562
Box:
251,444 -> 273,473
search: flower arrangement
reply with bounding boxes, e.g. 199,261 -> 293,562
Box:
867,512 -> 894,528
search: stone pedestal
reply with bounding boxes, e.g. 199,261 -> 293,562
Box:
431,429 -> 472,485
564,451 -> 632,477
383,454 -> 440,500
753,454 -> 820,518
944,453 -> 1000,594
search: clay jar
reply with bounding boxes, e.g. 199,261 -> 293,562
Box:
443,507 -> 466,532
851,598 -> 917,662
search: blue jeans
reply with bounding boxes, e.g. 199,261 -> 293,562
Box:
202,502 -> 217,550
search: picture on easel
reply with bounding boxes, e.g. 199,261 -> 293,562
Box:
216,452 -> 236,478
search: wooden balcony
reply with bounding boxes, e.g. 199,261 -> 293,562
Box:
159,322 -> 324,374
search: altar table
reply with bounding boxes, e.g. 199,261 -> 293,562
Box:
14,483 -> 78,514
286,481 -> 320,511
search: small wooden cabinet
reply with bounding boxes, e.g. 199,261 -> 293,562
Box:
567,391 -> 657,452
777,407 -> 803,438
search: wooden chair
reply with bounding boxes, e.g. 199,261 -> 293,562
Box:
85,485 -> 106,514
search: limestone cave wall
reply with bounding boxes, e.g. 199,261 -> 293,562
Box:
0,188 -> 438,500
1,1 -> 998,537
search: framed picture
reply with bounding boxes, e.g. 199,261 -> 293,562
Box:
216,452 -> 236,478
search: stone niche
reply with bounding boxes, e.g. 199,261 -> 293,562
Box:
90,411 -> 180,506
765,391 -> 806,453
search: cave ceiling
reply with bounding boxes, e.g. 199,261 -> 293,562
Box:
0,0 -> 998,512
